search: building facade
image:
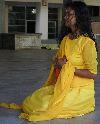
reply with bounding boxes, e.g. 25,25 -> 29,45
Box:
0,0 -> 100,47
0,0 -> 64,41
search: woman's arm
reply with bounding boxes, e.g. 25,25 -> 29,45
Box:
76,39 -> 98,80
74,68 -> 97,80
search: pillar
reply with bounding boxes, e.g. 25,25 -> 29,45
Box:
4,5 -> 8,33
0,0 -> 5,33
36,1 -> 48,40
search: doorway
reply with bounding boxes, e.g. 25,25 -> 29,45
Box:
27,21 -> 35,33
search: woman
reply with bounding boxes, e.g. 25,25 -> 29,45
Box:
0,1 -> 98,122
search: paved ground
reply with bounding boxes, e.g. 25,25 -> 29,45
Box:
0,49 -> 100,124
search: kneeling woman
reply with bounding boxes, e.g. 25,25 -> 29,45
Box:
0,1 -> 98,122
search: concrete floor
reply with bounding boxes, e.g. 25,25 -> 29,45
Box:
0,49 -> 100,124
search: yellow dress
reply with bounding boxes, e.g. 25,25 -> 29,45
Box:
0,35 -> 98,122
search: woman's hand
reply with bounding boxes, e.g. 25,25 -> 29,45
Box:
55,55 -> 67,68
53,55 -> 67,80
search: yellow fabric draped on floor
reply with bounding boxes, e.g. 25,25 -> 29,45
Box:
0,35 -> 98,122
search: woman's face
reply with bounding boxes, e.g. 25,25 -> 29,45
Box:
64,7 -> 76,28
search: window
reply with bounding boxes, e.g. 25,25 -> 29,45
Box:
48,8 -> 58,39
88,6 -> 100,22
48,21 -> 56,39
26,7 -> 36,20
8,6 -> 36,33
88,6 -> 99,17
8,6 -> 25,33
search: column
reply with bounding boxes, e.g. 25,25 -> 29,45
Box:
0,0 -> 5,33
4,5 -> 8,33
36,1 -> 48,40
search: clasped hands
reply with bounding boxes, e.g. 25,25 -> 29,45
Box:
54,55 -> 67,69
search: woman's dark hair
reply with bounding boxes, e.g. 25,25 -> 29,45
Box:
59,1 -> 98,50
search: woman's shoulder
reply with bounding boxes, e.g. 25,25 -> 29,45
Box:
62,35 -> 68,40
80,35 -> 95,47
60,35 -> 69,44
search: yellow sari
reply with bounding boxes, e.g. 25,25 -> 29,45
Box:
0,35 -> 98,122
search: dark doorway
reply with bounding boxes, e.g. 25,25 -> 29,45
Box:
27,21 -> 35,33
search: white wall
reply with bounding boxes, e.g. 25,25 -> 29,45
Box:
84,0 -> 100,6
5,0 -> 41,2
48,0 -> 63,4
5,0 -> 63,4
36,2 -> 48,40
